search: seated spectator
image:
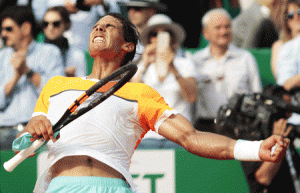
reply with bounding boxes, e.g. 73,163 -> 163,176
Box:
272,0 -> 300,79
192,8 -> 262,132
0,6 -> 64,150
43,6 -> 86,77
131,14 -> 198,148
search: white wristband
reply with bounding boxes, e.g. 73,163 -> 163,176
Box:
234,139 -> 263,161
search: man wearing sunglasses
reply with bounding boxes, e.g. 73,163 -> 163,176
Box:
0,6 -> 64,150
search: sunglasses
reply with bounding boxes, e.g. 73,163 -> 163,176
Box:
42,21 -> 62,28
287,9 -> 300,20
1,26 -> 13,32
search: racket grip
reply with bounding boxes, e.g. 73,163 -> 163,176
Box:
3,139 -> 45,172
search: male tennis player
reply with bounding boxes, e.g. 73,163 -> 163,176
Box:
18,13 -> 289,193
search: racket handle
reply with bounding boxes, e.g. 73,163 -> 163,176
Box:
3,139 -> 45,172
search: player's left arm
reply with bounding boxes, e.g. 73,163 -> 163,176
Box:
158,113 -> 289,162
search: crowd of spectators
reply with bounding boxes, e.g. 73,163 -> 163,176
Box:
1,0 -> 300,192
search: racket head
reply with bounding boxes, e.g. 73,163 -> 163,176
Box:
53,63 -> 137,133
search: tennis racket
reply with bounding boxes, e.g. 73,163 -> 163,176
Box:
4,63 -> 137,172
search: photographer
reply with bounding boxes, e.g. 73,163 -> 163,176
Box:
215,85 -> 300,192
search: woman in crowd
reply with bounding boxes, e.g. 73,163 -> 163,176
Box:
271,0 -> 300,79
42,6 -> 86,77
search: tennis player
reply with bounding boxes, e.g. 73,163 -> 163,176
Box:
18,13 -> 289,193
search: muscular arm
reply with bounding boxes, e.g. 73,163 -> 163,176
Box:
158,114 -> 236,160
158,114 -> 289,162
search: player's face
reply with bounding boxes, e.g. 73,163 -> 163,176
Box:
89,15 -> 126,57
43,11 -> 66,40
204,14 -> 232,48
1,18 -> 23,49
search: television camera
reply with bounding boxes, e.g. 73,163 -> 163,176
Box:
214,85 -> 300,141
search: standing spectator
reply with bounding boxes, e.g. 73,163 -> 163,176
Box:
131,14 -> 198,148
32,0 -> 122,51
192,8 -> 262,132
0,6 -> 64,150
43,6 -> 86,77
272,0 -> 300,79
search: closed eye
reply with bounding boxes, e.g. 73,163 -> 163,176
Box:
106,24 -> 116,28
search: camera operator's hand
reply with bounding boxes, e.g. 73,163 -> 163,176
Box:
273,118 -> 293,137
259,135 -> 289,163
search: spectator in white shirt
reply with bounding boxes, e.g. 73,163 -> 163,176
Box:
192,8 -> 262,132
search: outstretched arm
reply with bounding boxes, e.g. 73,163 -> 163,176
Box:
158,114 -> 289,162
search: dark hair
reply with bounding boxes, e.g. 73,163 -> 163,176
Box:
102,13 -> 140,66
0,5 -> 39,39
45,6 -> 71,31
